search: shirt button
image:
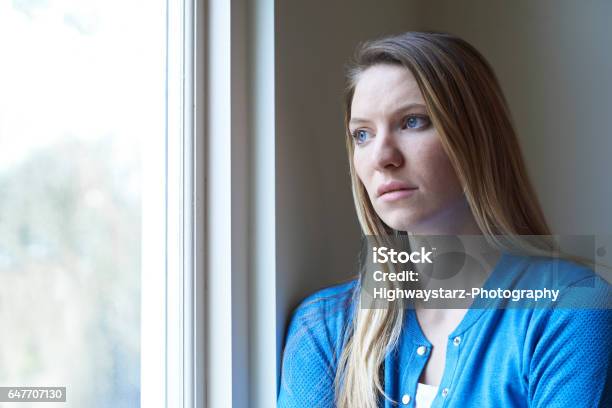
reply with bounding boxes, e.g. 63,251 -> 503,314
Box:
441,387 -> 449,397
416,345 -> 427,355
402,394 -> 411,404
453,336 -> 461,346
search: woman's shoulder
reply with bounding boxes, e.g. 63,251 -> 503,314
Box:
507,251 -> 611,307
288,278 -> 359,332
521,253 -> 604,280
296,278 -> 358,308
502,254 -> 612,405
521,269 -> 612,405
278,279 -> 359,406
282,278 -> 359,357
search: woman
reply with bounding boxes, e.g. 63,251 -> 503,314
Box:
277,31 -> 611,408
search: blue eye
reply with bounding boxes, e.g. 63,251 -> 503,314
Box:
352,129 -> 371,144
403,115 -> 430,129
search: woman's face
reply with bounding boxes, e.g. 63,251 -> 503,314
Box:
350,64 -> 478,234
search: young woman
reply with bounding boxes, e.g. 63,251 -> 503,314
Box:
277,32 -> 611,408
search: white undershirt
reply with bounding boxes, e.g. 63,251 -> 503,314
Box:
415,382 -> 439,407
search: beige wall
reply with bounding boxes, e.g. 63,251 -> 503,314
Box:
276,0 -> 612,335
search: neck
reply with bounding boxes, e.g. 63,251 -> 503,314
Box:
405,197 -> 483,235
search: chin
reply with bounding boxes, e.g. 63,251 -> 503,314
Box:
379,211 -> 425,233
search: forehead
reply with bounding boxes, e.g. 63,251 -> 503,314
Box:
351,64 -> 424,119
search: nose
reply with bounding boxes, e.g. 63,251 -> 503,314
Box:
373,128 -> 404,170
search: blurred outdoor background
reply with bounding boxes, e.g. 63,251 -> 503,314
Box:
0,0 -> 164,406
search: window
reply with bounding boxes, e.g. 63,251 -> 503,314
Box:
0,0 -> 279,406
0,0 -> 172,406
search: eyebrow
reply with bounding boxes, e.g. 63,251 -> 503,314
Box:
349,103 -> 427,126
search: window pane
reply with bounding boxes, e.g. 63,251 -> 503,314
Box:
0,1 -> 165,407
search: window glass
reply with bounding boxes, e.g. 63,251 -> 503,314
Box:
0,1 -> 164,406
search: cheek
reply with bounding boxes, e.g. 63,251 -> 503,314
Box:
417,138 -> 463,195
353,149 -> 378,201
352,149 -> 368,186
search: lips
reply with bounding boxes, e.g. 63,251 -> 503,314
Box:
376,181 -> 417,198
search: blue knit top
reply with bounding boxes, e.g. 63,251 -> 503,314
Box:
277,252 -> 612,407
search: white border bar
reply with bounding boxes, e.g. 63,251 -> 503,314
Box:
205,0 -> 234,406
249,0 -> 277,406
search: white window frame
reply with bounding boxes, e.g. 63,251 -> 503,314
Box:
141,0 -> 205,407
205,0 -> 277,407
142,0 -> 276,406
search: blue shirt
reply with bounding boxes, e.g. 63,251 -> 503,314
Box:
277,252 -> 612,407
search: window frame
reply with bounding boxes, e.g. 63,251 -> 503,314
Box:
142,0 -> 277,406
141,0 -> 206,407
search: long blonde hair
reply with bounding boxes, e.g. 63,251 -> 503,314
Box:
335,31 -> 552,407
